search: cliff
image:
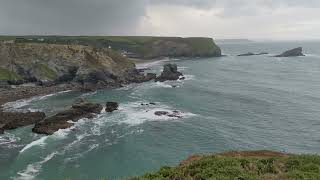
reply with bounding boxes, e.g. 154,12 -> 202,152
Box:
0,43 -> 138,87
1,36 -> 222,59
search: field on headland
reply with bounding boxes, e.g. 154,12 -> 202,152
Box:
0,35 -> 221,59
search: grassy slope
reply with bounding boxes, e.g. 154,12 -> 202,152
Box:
130,151 -> 320,180
0,68 -> 21,80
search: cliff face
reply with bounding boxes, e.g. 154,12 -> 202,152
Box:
0,43 -> 136,85
8,36 -> 222,59
138,37 -> 222,59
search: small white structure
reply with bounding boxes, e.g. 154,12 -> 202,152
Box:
1,40 -> 15,44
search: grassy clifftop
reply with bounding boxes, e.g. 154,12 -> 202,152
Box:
131,151 -> 320,180
0,36 -> 221,59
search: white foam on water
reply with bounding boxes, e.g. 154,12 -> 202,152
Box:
136,58 -> 170,69
179,74 -> 195,81
19,136 -> 48,153
118,101 -> 196,126
19,126 -> 75,154
2,90 -> 71,112
304,53 -> 320,58
80,91 -> 97,97
0,133 -> 21,148
14,152 -> 58,180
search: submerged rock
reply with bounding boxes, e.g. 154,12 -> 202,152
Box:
154,110 -> 183,118
154,111 -> 169,116
274,47 -> 305,57
32,100 -> 103,135
155,64 -> 183,82
238,52 -> 256,56
238,52 -> 268,56
0,111 -> 46,132
106,102 -> 119,112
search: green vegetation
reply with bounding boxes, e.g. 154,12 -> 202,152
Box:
0,36 -> 221,58
130,152 -> 320,180
0,68 -> 21,80
34,63 -> 57,80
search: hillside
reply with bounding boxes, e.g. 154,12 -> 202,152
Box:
0,43 -> 139,88
0,36 -> 222,59
131,151 -> 320,180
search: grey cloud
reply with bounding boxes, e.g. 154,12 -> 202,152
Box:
0,0 -> 147,35
0,0 -> 319,40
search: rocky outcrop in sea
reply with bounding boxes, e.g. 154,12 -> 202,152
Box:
274,47 -> 305,57
155,64 -> 183,82
237,52 -> 268,56
32,99 -> 103,135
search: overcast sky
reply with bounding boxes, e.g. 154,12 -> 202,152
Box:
0,0 -> 319,40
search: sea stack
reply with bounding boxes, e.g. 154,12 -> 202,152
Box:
155,64 -> 183,82
275,47 -> 305,57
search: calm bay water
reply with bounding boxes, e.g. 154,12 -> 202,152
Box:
1,41 -> 320,179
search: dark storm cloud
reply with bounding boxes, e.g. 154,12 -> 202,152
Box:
0,0 -> 147,35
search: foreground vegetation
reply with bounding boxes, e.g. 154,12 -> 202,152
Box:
130,151 -> 320,180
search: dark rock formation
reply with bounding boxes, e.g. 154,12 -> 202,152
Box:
238,52 -> 255,56
124,69 -> 157,84
106,102 -> 119,112
154,111 -> 169,116
0,124 -> 5,134
32,99 -> 103,135
155,64 -> 183,82
238,52 -> 268,56
274,47 -> 305,57
154,110 -> 183,118
0,111 -> 46,133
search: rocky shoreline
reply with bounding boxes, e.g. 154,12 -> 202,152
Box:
0,63 -> 184,134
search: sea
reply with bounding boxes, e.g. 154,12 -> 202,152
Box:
1,41 -> 320,180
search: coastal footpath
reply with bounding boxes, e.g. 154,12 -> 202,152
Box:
131,150 -> 320,180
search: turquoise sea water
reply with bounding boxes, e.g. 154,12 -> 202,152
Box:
1,41 -> 320,179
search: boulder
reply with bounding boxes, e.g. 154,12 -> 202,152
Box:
0,111 -> 46,131
155,64 -> 183,82
106,102 -> 119,112
275,47 -> 305,57
154,111 -> 169,116
154,110 -> 183,118
32,100 -> 103,135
